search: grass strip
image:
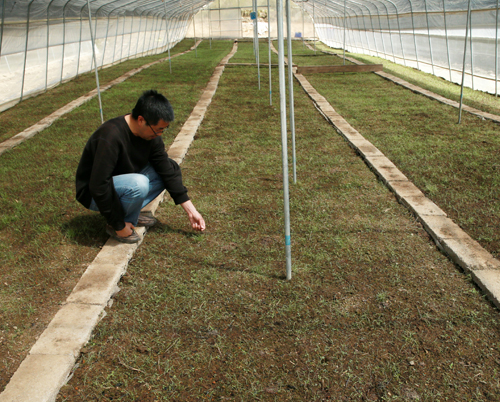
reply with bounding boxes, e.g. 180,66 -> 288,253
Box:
312,41 -> 500,117
0,39 -> 235,392
292,40 -> 499,260
56,41 -> 500,401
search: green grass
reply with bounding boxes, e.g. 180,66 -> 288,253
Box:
295,41 -> 500,259
0,39 -> 197,143
312,40 -> 500,117
53,41 -> 500,401
0,39 -> 236,391
1,39 -> 500,401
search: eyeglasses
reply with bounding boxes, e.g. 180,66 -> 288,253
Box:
144,117 -> 169,135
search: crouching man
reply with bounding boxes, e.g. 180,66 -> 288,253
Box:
76,89 -> 205,243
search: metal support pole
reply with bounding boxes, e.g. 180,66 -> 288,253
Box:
120,13 -> 127,60
424,0 -> 435,75
141,12 -> 148,57
409,3 -> 419,70
162,0 -> 172,73
469,9 -> 474,90
286,0 -> 296,184
443,0 -> 452,81
100,12 -> 111,67
87,0 -> 104,123
192,6 -> 197,57
45,0 -> 57,92
253,0 -> 261,90
496,0 -> 499,96
459,0 -> 472,124
128,14 -> 134,60
0,0 -> 5,57
343,0 -> 346,65
209,5 -> 212,49
21,0 -> 36,102
302,3 -> 305,47
313,0 -> 316,53
276,0 -> 292,281
268,0 -> 272,105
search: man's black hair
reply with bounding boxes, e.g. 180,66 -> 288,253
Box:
131,89 -> 174,124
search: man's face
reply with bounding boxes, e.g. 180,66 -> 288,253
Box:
138,116 -> 170,140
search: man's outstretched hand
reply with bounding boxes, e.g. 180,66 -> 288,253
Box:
181,200 -> 206,232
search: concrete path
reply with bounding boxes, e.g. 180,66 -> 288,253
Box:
0,40 -> 238,402
304,42 -> 500,124
0,41 -> 202,158
271,43 -> 500,309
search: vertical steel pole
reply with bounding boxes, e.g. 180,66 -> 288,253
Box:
443,0 -> 452,81
126,13 -> 133,60
45,1 -> 52,92
209,4 -> 212,48
313,0 -> 316,53
496,0 -> 499,96
276,0 -> 292,281
87,0 -> 103,123
268,0 -> 272,105
21,0 -> 36,102
135,13 -> 143,58
162,0 -> 172,73
253,0 -> 261,90
469,9 -> 474,90
286,0 -> 296,184
120,13 -> 127,60
343,0 -> 346,65
394,6 -> 406,66
101,12 -> 111,67
302,2 -> 305,46
409,3 -> 419,70
252,0 -> 257,56
0,0 -> 5,57
113,12 -> 121,64
192,6 -> 197,57
141,12 -> 148,57
424,0 -> 435,75
459,0 -> 472,124
60,1 -> 69,84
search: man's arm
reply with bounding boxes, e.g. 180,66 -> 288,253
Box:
181,200 -> 206,232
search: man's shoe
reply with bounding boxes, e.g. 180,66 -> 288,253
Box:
137,214 -> 158,228
106,225 -> 141,244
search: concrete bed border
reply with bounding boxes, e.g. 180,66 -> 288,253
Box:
0,40 -> 239,402
276,43 -> 500,309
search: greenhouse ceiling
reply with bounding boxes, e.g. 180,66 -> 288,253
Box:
2,0 -> 499,21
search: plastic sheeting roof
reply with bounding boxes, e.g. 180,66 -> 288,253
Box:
2,0 -> 498,22
297,0 -> 498,16
1,0 -> 211,22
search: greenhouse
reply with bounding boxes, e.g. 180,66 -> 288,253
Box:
0,0 -> 499,111
1,0 -> 500,401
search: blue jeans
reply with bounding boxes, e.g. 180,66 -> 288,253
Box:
89,164 -> 165,226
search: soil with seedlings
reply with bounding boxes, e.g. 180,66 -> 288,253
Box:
58,42 -> 500,401
1,40 -> 499,401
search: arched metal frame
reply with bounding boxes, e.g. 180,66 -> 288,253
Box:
0,0 -> 499,109
0,0 -> 211,109
295,0 -> 499,96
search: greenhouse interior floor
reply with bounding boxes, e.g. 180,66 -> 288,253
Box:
1,39 -> 500,401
